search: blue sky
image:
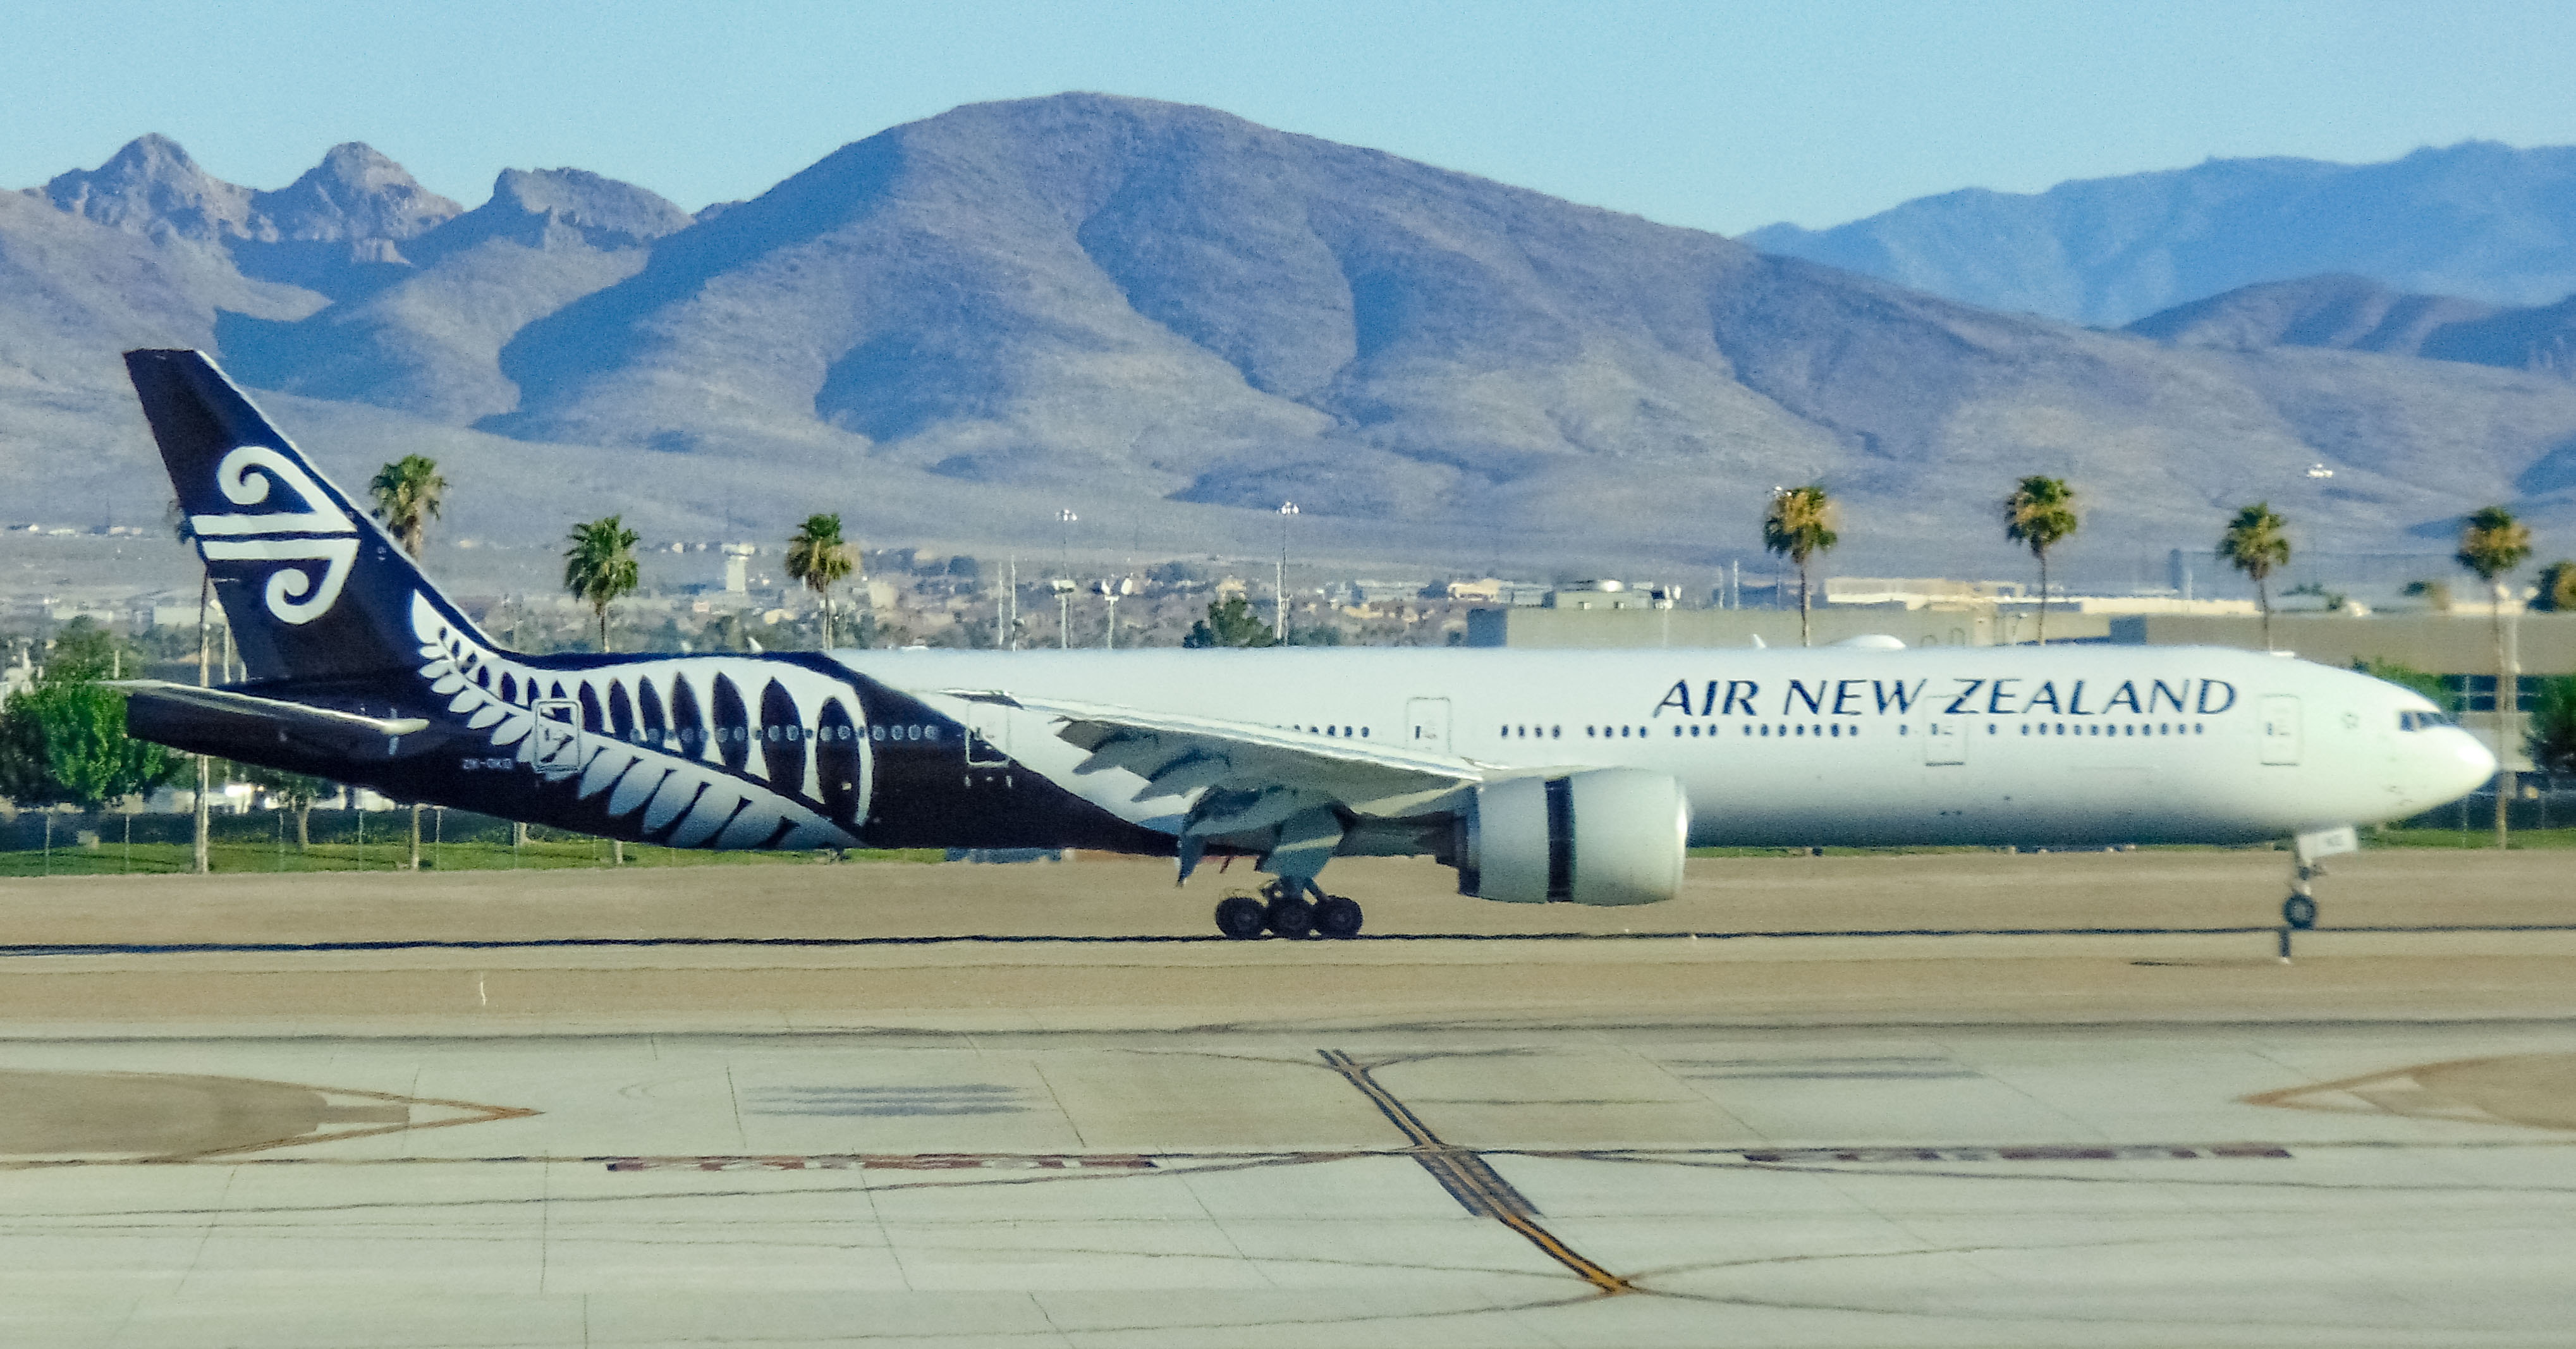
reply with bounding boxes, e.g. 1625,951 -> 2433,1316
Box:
8,0 -> 2575,234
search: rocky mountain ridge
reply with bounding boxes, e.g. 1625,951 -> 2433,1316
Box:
2128,273 -> 2576,380
7,99 -> 2576,582
1748,142 -> 2576,328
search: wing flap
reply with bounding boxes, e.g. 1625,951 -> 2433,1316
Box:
943,690 -> 1482,844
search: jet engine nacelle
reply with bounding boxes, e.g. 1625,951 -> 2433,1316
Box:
1458,767 -> 1688,906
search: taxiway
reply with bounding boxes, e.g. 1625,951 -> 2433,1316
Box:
0,849 -> 2570,1346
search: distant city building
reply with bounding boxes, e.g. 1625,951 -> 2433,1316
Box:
1826,577 -> 2027,607
1543,580 -> 1661,611
1349,578 -> 1429,604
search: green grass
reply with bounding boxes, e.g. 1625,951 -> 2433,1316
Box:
1682,829 -> 2576,858
1685,845 -> 2017,858
0,838 -> 943,877
2367,827 -> 2576,850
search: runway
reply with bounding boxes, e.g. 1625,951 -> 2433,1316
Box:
2,850 -> 2573,1345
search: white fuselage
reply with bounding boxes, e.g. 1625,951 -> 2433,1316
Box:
841,644 -> 2494,849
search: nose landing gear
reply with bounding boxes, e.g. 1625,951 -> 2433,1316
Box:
2279,826 -> 2357,941
2282,876 -> 2319,931
1211,879 -> 1365,940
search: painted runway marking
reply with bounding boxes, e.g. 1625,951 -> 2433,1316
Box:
1318,1048 -> 1633,1295
602,1153 -> 1155,1172
1728,1143 -> 2292,1163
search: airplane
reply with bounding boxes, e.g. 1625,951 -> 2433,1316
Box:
109,350 -> 2497,939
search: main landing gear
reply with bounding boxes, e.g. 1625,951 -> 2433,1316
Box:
1213,879 -> 1363,940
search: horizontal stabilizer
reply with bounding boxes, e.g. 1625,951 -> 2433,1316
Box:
106,680 -> 428,748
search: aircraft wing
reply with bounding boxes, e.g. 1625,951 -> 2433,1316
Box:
106,680 -> 430,749
942,690 -> 1484,877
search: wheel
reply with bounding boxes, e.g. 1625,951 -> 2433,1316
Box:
1265,893 -> 1316,939
1314,896 -> 1363,939
1214,895 -> 1267,940
2282,894 -> 2317,930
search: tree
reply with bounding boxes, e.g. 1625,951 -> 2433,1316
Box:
366,456 -> 443,869
2286,581 -> 2349,613
1762,484 -> 1838,647
0,656 -> 181,811
784,513 -> 857,647
2532,561 -> 2576,613
171,499 -> 212,873
563,516 -> 642,652
2003,476 -> 2078,645
0,695 -> 54,806
2352,657 -> 2454,711
2525,676 -> 2576,776
234,763 -> 334,850
1184,595 -> 1277,648
2458,505 -> 2533,848
43,618 -> 125,681
367,455 -> 446,558
2216,503 -> 2292,650
2404,579 -> 2453,611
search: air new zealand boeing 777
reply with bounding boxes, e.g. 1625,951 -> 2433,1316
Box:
113,351 -> 2495,937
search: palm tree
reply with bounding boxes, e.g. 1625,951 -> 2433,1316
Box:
1762,484 -> 1838,647
2216,503 -> 2292,650
784,514 -> 858,647
169,500 -> 211,874
366,456 -> 444,870
2003,476 -> 2078,645
367,455 -> 446,558
564,516 -> 641,652
2458,505 -> 2533,849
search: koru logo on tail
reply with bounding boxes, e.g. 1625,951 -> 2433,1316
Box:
189,446 -> 359,625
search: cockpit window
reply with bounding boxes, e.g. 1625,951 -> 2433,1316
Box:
2399,710 -> 2457,731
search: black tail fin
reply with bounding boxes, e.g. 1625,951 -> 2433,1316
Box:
125,349 -> 496,682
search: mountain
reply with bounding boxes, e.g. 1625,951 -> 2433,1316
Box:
470,97 -> 2576,561
1747,142 -> 2576,327
2128,274 -> 2576,381
12,102 -> 2576,581
217,167 -> 695,422
44,136 -> 462,299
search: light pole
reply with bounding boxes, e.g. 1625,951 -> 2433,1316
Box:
1097,578 -> 1125,650
1276,501 -> 1298,642
1054,509 -> 1080,649
1051,578 -> 1076,649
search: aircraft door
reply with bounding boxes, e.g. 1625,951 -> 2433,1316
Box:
816,698 -> 865,822
2260,695 -> 2302,765
1407,698 -> 1451,754
530,699 -> 583,780
964,701 -> 1011,766
1922,717 -> 1967,766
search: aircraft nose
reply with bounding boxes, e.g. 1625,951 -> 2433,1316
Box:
2443,729 -> 2500,795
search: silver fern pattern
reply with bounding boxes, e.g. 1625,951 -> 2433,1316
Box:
410,594 -> 869,850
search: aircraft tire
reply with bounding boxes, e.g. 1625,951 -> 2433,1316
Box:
1314,896 -> 1363,939
1215,896 -> 1269,940
2282,894 -> 2317,930
1265,894 -> 1316,939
